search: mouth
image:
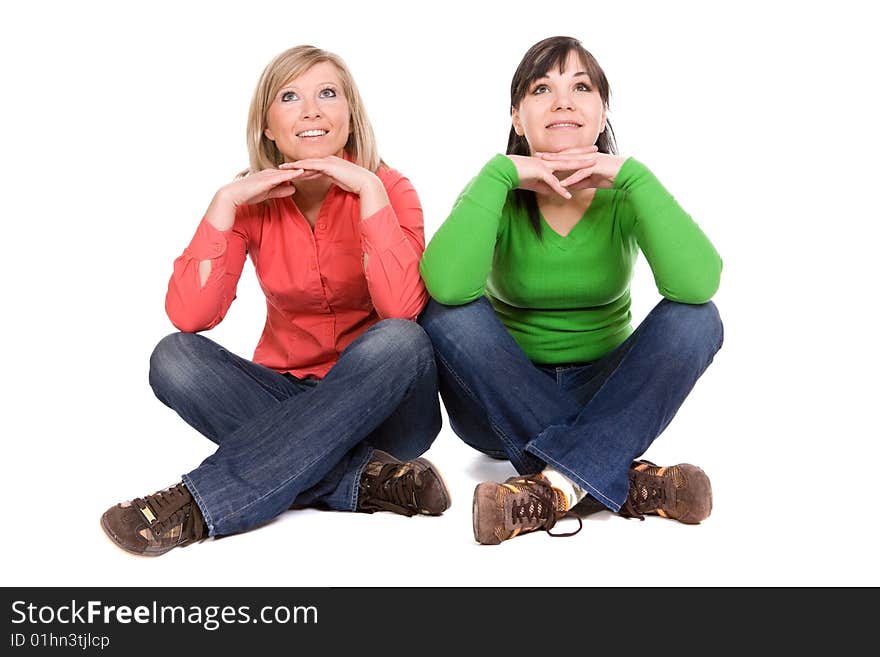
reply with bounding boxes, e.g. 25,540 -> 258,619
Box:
545,122 -> 582,129
296,129 -> 329,139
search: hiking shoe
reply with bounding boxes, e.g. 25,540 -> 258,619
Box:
357,450 -> 451,516
619,460 -> 712,524
100,482 -> 207,556
472,473 -> 582,545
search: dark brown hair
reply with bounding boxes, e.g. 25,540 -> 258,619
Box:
507,36 -> 618,237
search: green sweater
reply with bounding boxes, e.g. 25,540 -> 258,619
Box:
419,155 -> 722,365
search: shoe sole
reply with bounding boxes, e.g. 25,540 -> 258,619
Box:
472,483 -> 503,545
412,457 -> 452,514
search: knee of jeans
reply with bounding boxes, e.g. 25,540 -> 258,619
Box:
360,319 -> 435,370
418,297 -> 496,350
419,296 -> 489,329
148,332 -> 206,400
656,299 -> 724,357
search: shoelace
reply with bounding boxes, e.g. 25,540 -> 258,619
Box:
510,480 -> 583,538
137,484 -> 206,542
619,476 -> 667,521
361,464 -> 419,516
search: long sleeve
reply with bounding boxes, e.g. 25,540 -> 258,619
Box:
359,172 -> 430,320
165,212 -> 249,332
420,154 -> 518,305
616,157 -> 722,304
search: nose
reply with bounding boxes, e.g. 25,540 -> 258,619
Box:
552,90 -> 574,111
301,97 -> 321,119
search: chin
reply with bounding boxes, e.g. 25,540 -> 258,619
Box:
287,140 -> 345,161
541,138 -> 594,153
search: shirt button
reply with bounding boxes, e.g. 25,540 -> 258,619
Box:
317,223 -> 326,230
310,264 -> 316,271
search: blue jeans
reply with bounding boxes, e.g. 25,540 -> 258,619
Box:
418,297 -> 723,511
148,319 -> 441,537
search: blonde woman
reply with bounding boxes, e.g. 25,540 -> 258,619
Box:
101,45 -> 449,557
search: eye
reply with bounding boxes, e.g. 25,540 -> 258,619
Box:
281,91 -> 298,102
575,82 -> 592,92
531,83 -> 549,95
318,87 -> 337,98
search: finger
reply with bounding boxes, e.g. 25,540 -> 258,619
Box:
295,171 -> 325,181
266,182 -> 297,198
563,179 -> 598,192
286,158 -> 332,171
560,166 -> 596,187
542,172 -> 572,199
543,157 -> 598,172
538,154 -> 599,166
539,152 -> 598,163
535,145 -> 599,157
261,167 -> 305,179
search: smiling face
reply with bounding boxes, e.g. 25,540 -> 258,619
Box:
263,60 -> 351,162
511,50 -> 607,155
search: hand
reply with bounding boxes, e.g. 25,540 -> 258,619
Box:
205,168 -> 307,231
506,149 -> 601,199
279,156 -> 381,195
219,167 -> 307,207
534,148 -> 627,191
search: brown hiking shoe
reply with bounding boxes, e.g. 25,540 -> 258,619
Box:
100,483 -> 207,556
357,450 -> 451,516
472,473 -> 582,545
619,460 -> 712,524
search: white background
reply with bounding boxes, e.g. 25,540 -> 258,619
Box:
2,0 -> 877,586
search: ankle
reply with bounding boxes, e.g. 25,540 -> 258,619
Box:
541,467 -> 586,512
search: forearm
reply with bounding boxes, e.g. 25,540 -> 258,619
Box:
166,217 -> 246,331
198,191 -> 239,286
360,182 -> 429,319
617,158 -> 722,303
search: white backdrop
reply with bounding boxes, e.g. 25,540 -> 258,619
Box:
2,0 -> 877,586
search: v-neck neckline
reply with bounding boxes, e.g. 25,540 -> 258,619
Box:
538,189 -> 606,248
287,184 -> 338,232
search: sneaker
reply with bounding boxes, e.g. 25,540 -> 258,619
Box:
619,460 -> 712,524
100,483 -> 207,556
357,450 -> 451,516
472,473 -> 583,545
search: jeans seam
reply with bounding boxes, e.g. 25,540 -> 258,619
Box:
433,349 -> 532,470
527,445 -> 620,511
349,447 -> 375,511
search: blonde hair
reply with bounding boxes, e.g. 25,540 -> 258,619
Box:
245,45 -> 382,173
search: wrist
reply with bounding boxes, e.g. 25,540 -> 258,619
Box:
356,172 -> 383,196
205,191 -> 237,231
215,185 -> 243,208
357,176 -> 390,220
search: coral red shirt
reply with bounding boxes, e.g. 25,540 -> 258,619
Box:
165,165 -> 429,379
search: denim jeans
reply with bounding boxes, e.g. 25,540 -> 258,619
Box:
148,319 -> 441,537
418,297 -> 723,511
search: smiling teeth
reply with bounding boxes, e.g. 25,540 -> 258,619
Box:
548,123 -> 579,128
297,129 -> 327,137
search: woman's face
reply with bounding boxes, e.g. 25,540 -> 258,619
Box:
264,61 -> 351,162
512,50 -> 606,154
